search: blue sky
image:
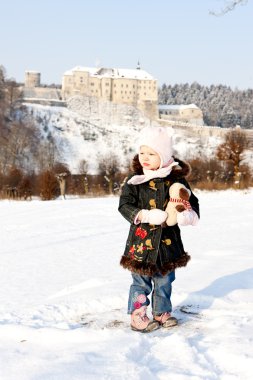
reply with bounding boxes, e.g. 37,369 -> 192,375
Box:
1,0 -> 253,89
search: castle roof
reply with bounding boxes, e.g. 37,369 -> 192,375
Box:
64,66 -> 98,75
64,66 -> 155,80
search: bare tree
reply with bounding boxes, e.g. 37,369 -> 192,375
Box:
54,162 -> 70,199
78,159 -> 88,175
0,66 -> 22,119
37,137 -> 61,173
0,67 -> 30,175
0,66 -> 7,120
209,0 -> 248,16
55,172 -> 68,199
98,153 -> 120,194
5,79 -> 22,112
78,159 -> 89,194
216,126 -> 248,186
38,170 -> 59,200
0,121 -> 40,174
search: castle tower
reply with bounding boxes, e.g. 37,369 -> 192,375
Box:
25,71 -> 41,88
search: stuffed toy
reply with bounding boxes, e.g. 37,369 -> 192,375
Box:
165,182 -> 192,226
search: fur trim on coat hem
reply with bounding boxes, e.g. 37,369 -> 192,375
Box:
120,253 -> 191,276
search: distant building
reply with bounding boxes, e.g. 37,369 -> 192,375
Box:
25,71 -> 41,88
158,104 -> 204,125
22,71 -> 62,104
62,65 -> 158,119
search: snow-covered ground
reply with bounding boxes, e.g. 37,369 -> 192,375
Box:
0,190 -> 253,380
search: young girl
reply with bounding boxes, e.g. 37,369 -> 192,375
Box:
118,126 -> 199,333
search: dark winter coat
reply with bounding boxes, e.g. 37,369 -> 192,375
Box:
118,157 -> 200,276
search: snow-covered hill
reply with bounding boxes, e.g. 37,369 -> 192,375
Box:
23,97 -> 151,173
22,96 -> 231,174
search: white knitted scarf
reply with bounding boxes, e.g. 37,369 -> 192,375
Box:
127,161 -> 178,185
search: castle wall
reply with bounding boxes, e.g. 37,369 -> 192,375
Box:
158,118 -> 253,149
22,87 -> 62,100
62,67 -> 158,120
159,105 -> 204,125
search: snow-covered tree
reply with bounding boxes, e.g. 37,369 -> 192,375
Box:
158,82 -> 253,128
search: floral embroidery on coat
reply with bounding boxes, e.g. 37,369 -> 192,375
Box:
135,227 -> 148,239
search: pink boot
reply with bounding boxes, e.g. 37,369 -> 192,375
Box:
154,312 -> 178,328
131,306 -> 160,333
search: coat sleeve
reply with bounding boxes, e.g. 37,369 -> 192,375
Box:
118,177 -> 141,224
180,178 -> 200,218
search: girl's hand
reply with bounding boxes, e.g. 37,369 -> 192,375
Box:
139,209 -> 168,225
177,210 -> 199,226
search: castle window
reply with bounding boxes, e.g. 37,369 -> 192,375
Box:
126,84 -> 128,88
90,82 -> 95,86
133,85 -> 135,89
121,84 -> 124,88
105,83 -> 109,86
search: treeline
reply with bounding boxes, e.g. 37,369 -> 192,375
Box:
158,82 -> 253,129
0,164 -> 127,200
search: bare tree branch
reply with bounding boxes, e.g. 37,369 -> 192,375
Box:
209,0 -> 248,16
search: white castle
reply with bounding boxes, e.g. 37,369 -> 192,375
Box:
23,66 -> 203,123
61,65 -> 158,120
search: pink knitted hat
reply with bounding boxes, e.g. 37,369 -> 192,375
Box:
138,126 -> 174,167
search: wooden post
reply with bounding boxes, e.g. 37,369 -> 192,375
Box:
56,172 -> 68,199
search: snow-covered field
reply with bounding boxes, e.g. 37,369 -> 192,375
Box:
0,190 -> 253,380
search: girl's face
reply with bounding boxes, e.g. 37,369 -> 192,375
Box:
139,145 -> 161,170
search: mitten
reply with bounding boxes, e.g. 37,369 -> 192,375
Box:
177,209 -> 199,226
139,209 -> 168,225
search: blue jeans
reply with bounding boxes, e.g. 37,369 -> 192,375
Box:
127,271 -> 176,316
